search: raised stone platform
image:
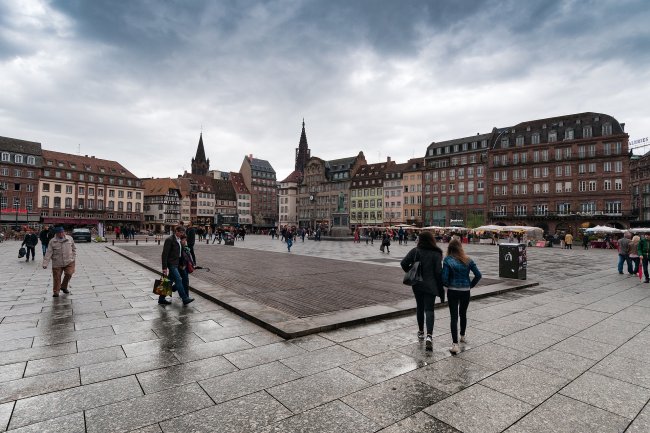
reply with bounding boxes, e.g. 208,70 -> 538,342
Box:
112,244 -> 538,338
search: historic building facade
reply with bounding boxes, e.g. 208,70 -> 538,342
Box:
239,155 -> 278,229
142,178 -> 181,233
423,134 -> 490,227
383,161 -> 408,225
402,158 -> 424,226
278,170 -> 301,227
487,112 -> 631,234
0,136 -> 42,228
39,150 -> 143,230
230,172 -> 252,227
298,152 -> 366,230
212,178 -> 238,226
350,157 -> 394,228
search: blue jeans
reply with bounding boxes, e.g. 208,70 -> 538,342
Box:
287,238 -> 293,251
42,244 -> 48,256
618,254 -> 632,274
165,265 -> 190,303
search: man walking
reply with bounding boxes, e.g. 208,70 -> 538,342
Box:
186,221 -> 197,266
161,225 -> 194,305
42,227 -> 76,297
21,228 -> 39,262
39,225 -> 52,256
638,233 -> 650,283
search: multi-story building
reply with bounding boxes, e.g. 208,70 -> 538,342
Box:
230,172 -> 252,227
0,136 -> 42,228
179,173 -> 215,228
630,153 -> 650,224
298,152 -> 366,230
174,178 -> 192,224
278,170 -> 301,228
423,134 -> 490,227
212,178 -> 238,226
239,155 -> 278,230
350,157 -> 394,228
402,158 -> 425,226
488,112 -> 631,234
40,150 -> 144,231
142,178 -> 181,234
383,162 -> 408,225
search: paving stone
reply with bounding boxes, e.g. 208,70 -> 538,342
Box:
0,362 -> 25,383
550,336 -> 616,361
199,361 -> 301,404
319,319 -> 413,343
560,371 -> 650,419
4,412 -> 86,433
85,383 -> 214,433
74,314 -> 143,330
0,402 -> 13,432
407,356 -> 495,394
111,317 -> 182,334
223,341 -> 306,369
576,317 -> 646,346
504,394 -> 629,433
136,355 -> 237,394
159,390 -> 291,432
457,342 -> 530,370
520,348 -> 596,380
10,375 -> 143,429
121,332 -> 204,358
395,341 -> 453,365
481,363 -> 570,405
341,375 -> 448,427
289,334 -> 336,352
81,351 -> 179,384
340,327 -> 416,356
547,308 -> 612,330
0,338 -> 34,353
0,341 -> 77,366
611,305 -> 650,325
77,329 -> 159,352
126,425 -> 162,433
279,344 -> 364,376
170,336 -> 253,362
0,368 -> 80,404
31,325 -> 115,347
240,330 -> 286,346
425,384 -> 533,433
267,367 -> 370,413
259,400 -> 379,433
340,350 -> 419,383
591,354 -> 650,389
626,402 -> 650,433
377,411 -> 461,433
24,346 -> 125,376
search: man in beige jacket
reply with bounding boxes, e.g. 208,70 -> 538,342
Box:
42,227 -> 76,297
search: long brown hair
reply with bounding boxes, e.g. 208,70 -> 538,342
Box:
417,230 -> 441,252
447,239 -> 470,264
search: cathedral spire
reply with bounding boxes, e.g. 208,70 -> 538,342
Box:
295,119 -> 310,174
191,133 -> 210,175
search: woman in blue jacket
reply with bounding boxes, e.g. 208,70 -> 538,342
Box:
442,239 -> 482,354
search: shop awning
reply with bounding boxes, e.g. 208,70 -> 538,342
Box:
43,218 -> 100,225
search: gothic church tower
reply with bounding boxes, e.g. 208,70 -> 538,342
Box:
191,133 -> 210,176
295,119 -> 311,174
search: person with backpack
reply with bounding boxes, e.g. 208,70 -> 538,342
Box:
400,231 -> 444,351
442,239 -> 482,354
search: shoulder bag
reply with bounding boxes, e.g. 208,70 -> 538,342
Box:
403,249 -> 423,286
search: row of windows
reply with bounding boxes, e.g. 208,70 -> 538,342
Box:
0,153 -> 37,165
40,197 -> 142,211
428,140 -> 489,156
41,211 -> 139,219
492,179 -> 623,195
0,168 -> 36,177
351,199 -> 383,209
500,124 -> 613,148
493,201 -> 622,215
350,211 -> 383,220
429,195 -> 485,206
493,143 -> 623,165
426,166 -> 485,181
42,183 -> 142,199
0,197 -> 34,210
42,170 -> 139,186
427,181 -> 486,193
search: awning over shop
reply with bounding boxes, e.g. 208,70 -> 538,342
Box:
43,218 -> 99,225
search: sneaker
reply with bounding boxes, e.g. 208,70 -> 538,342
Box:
417,331 -> 424,340
183,298 -> 195,305
460,335 -> 466,343
61,288 -> 70,294
425,335 -> 433,351
449,343 -> 460,354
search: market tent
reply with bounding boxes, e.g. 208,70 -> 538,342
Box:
421,226 -> 446,230
584,225 -> 623,234
473,225 -> 506,232
630,228 -> 650,233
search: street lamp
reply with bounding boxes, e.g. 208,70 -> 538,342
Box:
14,202 -> 19,231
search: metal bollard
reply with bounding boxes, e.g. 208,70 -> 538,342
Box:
112,240 -> 114,246
157,239 -> 160,245
145,238 -> 148,243
136,240 -> 138,245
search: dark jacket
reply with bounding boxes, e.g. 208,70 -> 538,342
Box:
639,237 -> 650,256
401,247 -> 445,302
39,229 -> 51,246
161,235 -> 182,268
186,227 -> 196,247
22,233 -> 38,248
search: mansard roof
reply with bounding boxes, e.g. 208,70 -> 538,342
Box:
229,172 -> 251,194
425,132 -> 492,153
0,136 -> 42,155
142,178 -> 180,196
42,149 -> 139,180
248,157 -> 275,174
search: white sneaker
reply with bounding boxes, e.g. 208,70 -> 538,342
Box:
460,335 -> 466,343
425,335 -> 433,351
449,343 -> 460,354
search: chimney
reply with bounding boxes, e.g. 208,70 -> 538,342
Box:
249,154 -> 253,159
387,156 -> 391,163
621,123 -> 625,131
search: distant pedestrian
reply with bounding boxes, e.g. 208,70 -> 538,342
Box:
380,231 -> 391,253
443,239 -> 482,354
39,225 -> 52,256
42,227 -> 76,297
160,226 -> 194,305
287,229 -> 293,252
618,232 -> 633,275
400,231 -> 444,351
186,221 -> 197,266
21,228 -> 38,262
564,233 -> 573,249
638,233 -> 650,283
630,235 -> 640,275
582,234 -> 589,250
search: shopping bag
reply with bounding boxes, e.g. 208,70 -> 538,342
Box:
18,247 -> 26,258
153,277 -> 172,297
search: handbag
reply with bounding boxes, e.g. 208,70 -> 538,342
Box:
403,249 -> 423,285
18,247 -> 26,258
153,276 -> 173,297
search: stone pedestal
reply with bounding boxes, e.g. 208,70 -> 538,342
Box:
330,212 -> 350,238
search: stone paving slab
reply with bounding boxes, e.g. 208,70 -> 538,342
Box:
0,236 -> 649,432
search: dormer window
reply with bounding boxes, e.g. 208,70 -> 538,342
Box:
548,131 -> 557,142
602,123 -> 612,135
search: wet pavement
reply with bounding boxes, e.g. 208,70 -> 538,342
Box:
0,235 -> 648,432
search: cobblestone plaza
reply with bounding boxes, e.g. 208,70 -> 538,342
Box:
0,236 -> 649,432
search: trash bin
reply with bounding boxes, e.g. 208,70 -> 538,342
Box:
499,243 -> 527,279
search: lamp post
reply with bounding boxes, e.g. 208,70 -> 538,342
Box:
14,202 -> 19,231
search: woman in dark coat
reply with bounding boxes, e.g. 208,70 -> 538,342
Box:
400,231 -> 445,351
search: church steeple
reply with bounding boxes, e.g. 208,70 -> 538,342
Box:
295,119 -> 311,174
191,133 -> 210,175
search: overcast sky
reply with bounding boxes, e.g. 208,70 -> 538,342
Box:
1,0 -> 649,181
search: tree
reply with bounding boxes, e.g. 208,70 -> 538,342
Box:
466,212 -> 485,229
